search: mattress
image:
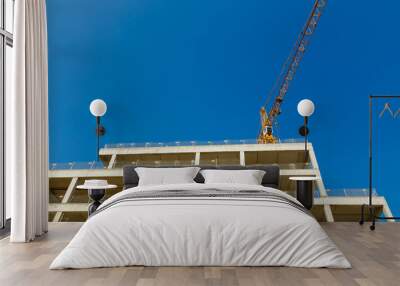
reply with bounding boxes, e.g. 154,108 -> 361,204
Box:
50,183 -> 351,269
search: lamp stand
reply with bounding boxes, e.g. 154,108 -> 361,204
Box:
298,116 -> 309,164
95,116 -> 105,161
304,116 -> 309,163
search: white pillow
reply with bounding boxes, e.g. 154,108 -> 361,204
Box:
200,169 -> 266,185
135,167 -> 200,186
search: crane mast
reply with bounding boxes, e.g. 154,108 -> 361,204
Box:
258,0 -> 327,144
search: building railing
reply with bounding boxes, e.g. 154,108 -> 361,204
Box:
103,138 -> 305,149
50,161 -> 316,170
50,161 -> 106,170
324,188 -> 378,197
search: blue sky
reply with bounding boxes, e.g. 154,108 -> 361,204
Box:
47,0 -> 400,215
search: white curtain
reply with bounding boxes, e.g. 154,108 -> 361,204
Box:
7,0 -> 49,242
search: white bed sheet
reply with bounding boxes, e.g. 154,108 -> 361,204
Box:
50,183 -> 351,269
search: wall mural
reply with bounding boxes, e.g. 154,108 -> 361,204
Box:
47,0 -> 400,217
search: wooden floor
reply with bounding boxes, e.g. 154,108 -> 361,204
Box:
0,222 -> 399,286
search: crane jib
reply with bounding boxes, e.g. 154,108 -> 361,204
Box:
258,0 -> 327,144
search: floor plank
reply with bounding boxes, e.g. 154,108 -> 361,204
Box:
0,222 -> 399,286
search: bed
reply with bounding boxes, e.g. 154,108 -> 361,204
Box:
50,165 -> 351,269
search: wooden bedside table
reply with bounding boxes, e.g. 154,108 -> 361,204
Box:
289,176 -> 318,210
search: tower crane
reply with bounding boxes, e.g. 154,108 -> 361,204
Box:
258,0 -> 327,144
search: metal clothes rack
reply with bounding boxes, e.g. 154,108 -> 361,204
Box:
360,95 -> 400,230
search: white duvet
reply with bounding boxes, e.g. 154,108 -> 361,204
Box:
50,183 -> 351,269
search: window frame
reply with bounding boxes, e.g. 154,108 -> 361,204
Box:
0,0 -> 13,230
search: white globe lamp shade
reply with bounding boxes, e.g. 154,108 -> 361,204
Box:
297,99 -> 315,117
90,99 -> 107,117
